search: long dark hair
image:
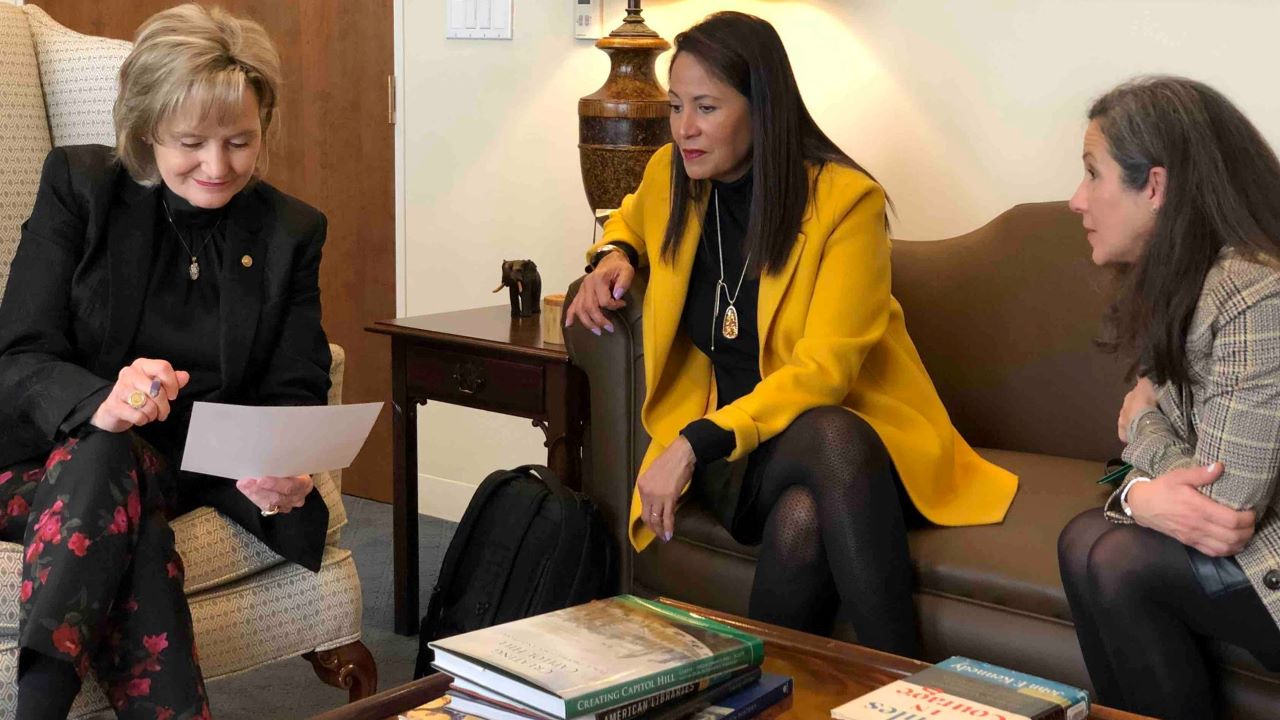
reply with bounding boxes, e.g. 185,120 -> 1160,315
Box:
1093,76 -> 1280,386
660,11 -> 885,275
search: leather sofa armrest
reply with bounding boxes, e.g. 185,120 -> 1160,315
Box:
564,273 -> 650,594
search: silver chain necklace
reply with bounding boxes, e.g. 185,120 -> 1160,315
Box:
161,198 -> 220,280
710,188 -> 751,351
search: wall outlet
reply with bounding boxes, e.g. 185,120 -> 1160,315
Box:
574,0 -> 603,40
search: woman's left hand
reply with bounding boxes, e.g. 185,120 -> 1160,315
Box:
236,474 -> 313,515
1118,376 -> 1160,442
636,437 -> 696,543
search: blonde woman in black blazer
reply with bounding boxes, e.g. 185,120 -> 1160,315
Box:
0,6 -> 328,718
1059,76 -> 1280,720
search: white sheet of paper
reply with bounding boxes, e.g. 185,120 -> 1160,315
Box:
181,401 -> 383,479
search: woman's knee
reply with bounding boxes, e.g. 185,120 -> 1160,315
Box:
791,406 -> 873,441
1058,508 -> 1111,586
1082,524 -> 1163,605
764,486 -> 823,566
42,432 -> 144,499
59,431 -> 134,465
784,407 -> 887,470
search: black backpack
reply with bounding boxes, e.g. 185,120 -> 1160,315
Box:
413,465 -> 617,678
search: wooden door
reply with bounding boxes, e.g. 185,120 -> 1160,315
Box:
37,0 -> 397,502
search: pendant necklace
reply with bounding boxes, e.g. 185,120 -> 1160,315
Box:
710,188 -> 751,351
161,198 -> 219,280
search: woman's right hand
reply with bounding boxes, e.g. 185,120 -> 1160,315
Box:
90,358 -> 191,433
564,250 -> 634,335
1126,462 -> 1256,556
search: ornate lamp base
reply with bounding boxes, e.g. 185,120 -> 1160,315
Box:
578,5 -> 671,214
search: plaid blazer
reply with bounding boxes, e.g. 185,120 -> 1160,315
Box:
1106,248 -> 1280,628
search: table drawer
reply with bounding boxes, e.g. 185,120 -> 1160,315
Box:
405,346 -> 544,414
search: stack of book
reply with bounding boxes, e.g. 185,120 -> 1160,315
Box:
427,595 -> 794,720
832,656 -> 1089,720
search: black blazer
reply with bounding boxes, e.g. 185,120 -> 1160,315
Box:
0,145 -> 332,571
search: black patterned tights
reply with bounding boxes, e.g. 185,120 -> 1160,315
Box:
735,407 -> 921,657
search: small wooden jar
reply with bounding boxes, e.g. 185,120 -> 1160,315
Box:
542,293 -> 565,345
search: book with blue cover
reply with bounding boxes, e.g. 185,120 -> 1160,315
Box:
936,656 -> 1089,717
686,672 -> 793,720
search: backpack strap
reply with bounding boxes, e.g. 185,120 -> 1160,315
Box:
472,482 -> 548,628
512,464 -> 559,488
523,466 -> 596,606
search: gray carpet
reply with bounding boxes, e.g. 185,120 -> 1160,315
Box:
204,496 -> 456,718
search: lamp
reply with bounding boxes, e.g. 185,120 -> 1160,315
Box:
578,0 -> 671,216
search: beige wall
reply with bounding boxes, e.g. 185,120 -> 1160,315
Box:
402,0 -> 1280,520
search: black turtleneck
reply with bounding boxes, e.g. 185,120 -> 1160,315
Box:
679,169 -> 762,466
126,184 -> 228,458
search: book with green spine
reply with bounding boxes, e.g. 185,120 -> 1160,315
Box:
429,595 -> 765,719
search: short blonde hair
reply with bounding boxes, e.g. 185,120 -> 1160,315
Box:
114,4 -> 281,185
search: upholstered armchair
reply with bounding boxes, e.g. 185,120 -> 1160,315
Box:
0,6 -> 374,717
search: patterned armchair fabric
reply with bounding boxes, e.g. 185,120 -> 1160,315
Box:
0,6 -> 368,717
0,4 -> 50,300
24,4 -> 129,148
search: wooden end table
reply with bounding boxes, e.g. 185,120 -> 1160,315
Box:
367,306 -> 589,635
309,600 -> 1152,720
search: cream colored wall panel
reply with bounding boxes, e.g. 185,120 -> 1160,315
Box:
416,403 -> 549,521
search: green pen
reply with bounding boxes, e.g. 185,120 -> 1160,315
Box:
1097,462 -> 1133,485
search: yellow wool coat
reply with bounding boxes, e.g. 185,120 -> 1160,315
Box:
589,145 -> 1018,551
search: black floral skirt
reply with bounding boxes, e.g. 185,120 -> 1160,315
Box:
0,431 -> 210,719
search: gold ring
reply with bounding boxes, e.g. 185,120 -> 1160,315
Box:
260,505 -> 280,517
127,391 -> 147,410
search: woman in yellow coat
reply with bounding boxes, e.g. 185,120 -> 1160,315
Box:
565,11 -> 1016,656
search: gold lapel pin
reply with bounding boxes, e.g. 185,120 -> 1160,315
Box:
241,254 -> 253,268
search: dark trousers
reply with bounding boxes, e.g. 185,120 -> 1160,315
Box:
0,432 -> 209,719
696,407 -> 922,657
1059,509 -> 1280,720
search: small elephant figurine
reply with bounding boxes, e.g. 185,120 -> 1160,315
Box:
492,259 -> 541,317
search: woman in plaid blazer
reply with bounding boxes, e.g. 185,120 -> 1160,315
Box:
1058,76 -> 1280,719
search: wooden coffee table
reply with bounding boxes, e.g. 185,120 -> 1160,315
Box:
309,599 -> 1151,720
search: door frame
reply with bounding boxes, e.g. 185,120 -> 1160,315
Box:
393,0 -> 406,316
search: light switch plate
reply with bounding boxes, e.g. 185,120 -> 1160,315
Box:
573,0 -> 603,40
447,0 -> 513,40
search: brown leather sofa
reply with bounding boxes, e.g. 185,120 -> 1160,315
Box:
564,201 -> 1280,719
